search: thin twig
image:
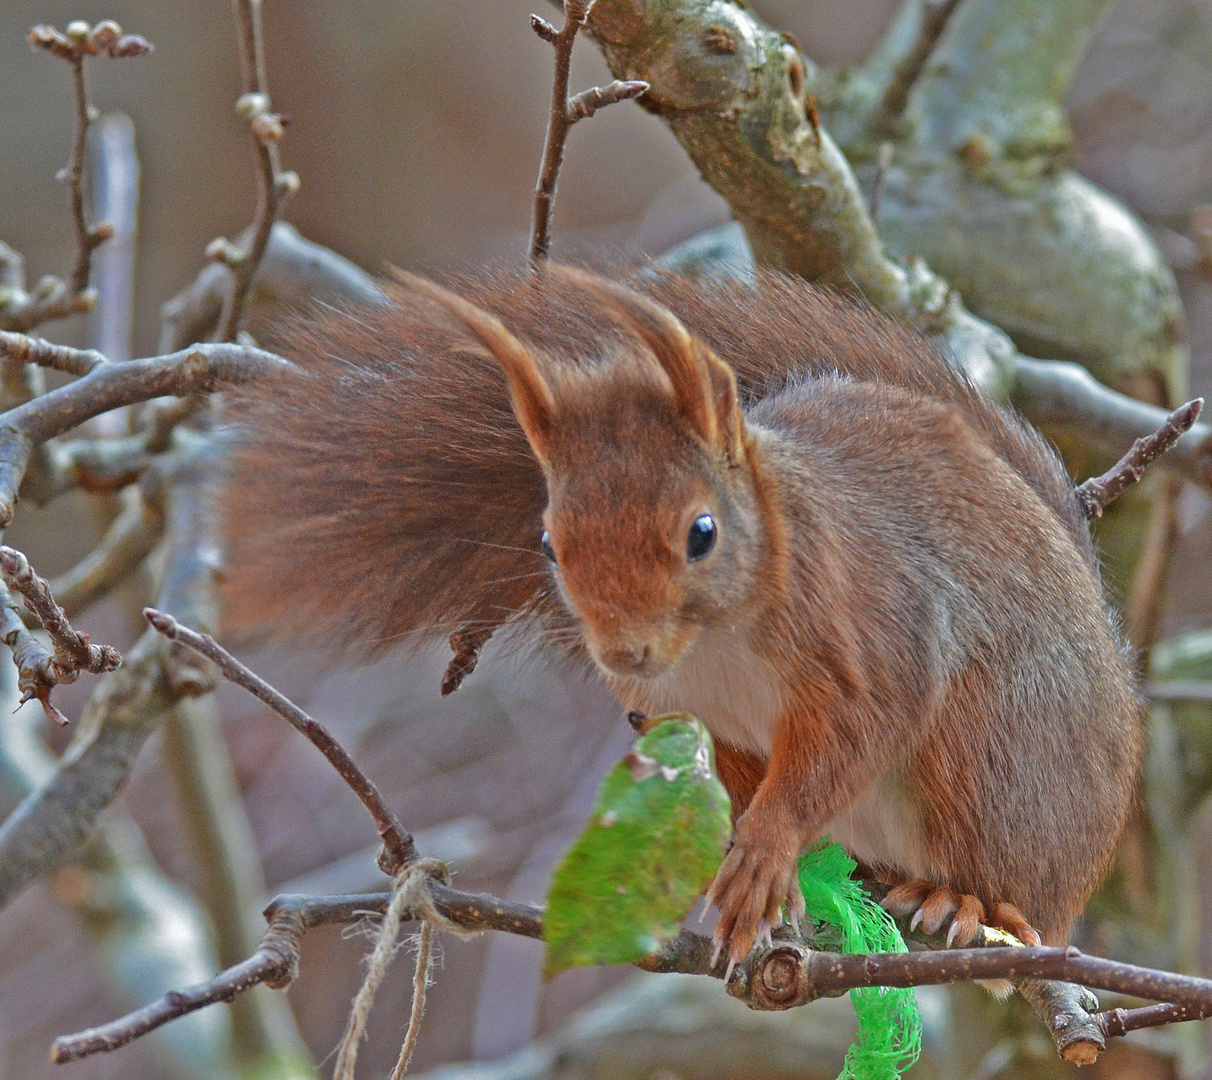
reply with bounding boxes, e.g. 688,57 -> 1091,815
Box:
0,589 -> 68,726
529,0 -> 647,266
51,886 -> 541,1062
871,0 -> 963,132
0,547 -> 120,726
212,0 -> 299,342
1074,398 -> 1203,520
868,141 -> 893,225
12,22 -> 153,334
1097,1001 -> 1210,1037
142,609 -> 416,874
1013,359 -> 1212,491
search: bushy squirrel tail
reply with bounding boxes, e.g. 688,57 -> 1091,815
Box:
220,276 -> 553,653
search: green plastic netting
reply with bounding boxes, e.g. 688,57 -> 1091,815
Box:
797,841 -> 922,1080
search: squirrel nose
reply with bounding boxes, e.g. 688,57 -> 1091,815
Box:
603,641 -> 652,674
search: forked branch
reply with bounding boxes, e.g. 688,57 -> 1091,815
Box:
529,0 -> 647,265
44,618 -> 1212,1069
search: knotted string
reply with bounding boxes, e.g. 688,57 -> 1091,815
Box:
334,856 -> 475,1080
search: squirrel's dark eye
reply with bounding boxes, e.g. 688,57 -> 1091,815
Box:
687,514 -> 716,562
541,530 -> 557,563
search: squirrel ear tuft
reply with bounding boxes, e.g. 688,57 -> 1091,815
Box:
545,265 -> 746,464
393,270 -> 554,465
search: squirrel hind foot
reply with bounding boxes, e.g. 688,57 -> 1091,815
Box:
881,880 -> 1040,949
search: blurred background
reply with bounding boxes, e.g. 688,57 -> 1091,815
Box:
2,1 -> 1212,1078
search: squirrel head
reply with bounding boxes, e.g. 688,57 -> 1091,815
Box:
397,266 -> 775,681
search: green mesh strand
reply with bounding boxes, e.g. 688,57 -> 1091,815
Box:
797,841 -> 922,1080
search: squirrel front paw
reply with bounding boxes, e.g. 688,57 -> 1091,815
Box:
704,827 -> 806,973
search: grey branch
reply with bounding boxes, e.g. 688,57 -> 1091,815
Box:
0,330 -> 106,376
0,592 -> 68,726
1013,359 -> 1212,490
0,450 -> 224,911
0,546 -> 121,677
159,222 -> 386,354
0,337 -> 287,527
1074,399 -> 1205,519
47,485 -> 165,619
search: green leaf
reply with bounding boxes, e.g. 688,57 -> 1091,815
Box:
542,714 -> 732,977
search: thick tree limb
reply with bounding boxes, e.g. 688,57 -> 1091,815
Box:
0,338 -> 286,526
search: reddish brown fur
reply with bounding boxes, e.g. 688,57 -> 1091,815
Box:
222,267 -> 1140,961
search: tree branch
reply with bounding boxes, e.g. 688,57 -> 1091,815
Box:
6,21 -> 153,334
142,609 -> 417,875
1013,357 -> 1212,489
50,877 -> 1212,1066
211,0 -> 299,342
530,0 -> 647,265
1074,399 -> 1204,519
0,546 -> 120,676
158,222 -> 386,354
0,338 -> 287,526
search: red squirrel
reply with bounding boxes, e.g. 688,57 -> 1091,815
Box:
222,265 -> 1141,967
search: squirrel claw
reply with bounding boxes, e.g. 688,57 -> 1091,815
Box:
707,823 -> 799,967
882,880 -> 997,948
990,902 -> 1042,946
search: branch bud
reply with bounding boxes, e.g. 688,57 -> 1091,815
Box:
530,14 -> 558,42
251,112 -> 286,143
89,20 -> 121,52
109,34 -> 154,58
205,237 -> 246,267
236,92 -> 271,119
28,25 -> 74,61
274,171 -> 301,200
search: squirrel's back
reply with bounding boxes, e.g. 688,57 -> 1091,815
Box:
221,267 -> 1089,651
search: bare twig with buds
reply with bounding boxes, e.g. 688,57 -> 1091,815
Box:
12,20 -> 152,333
1074,398 -> 1204,520
529,0 -> 648,265
210,0 -> 299,342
